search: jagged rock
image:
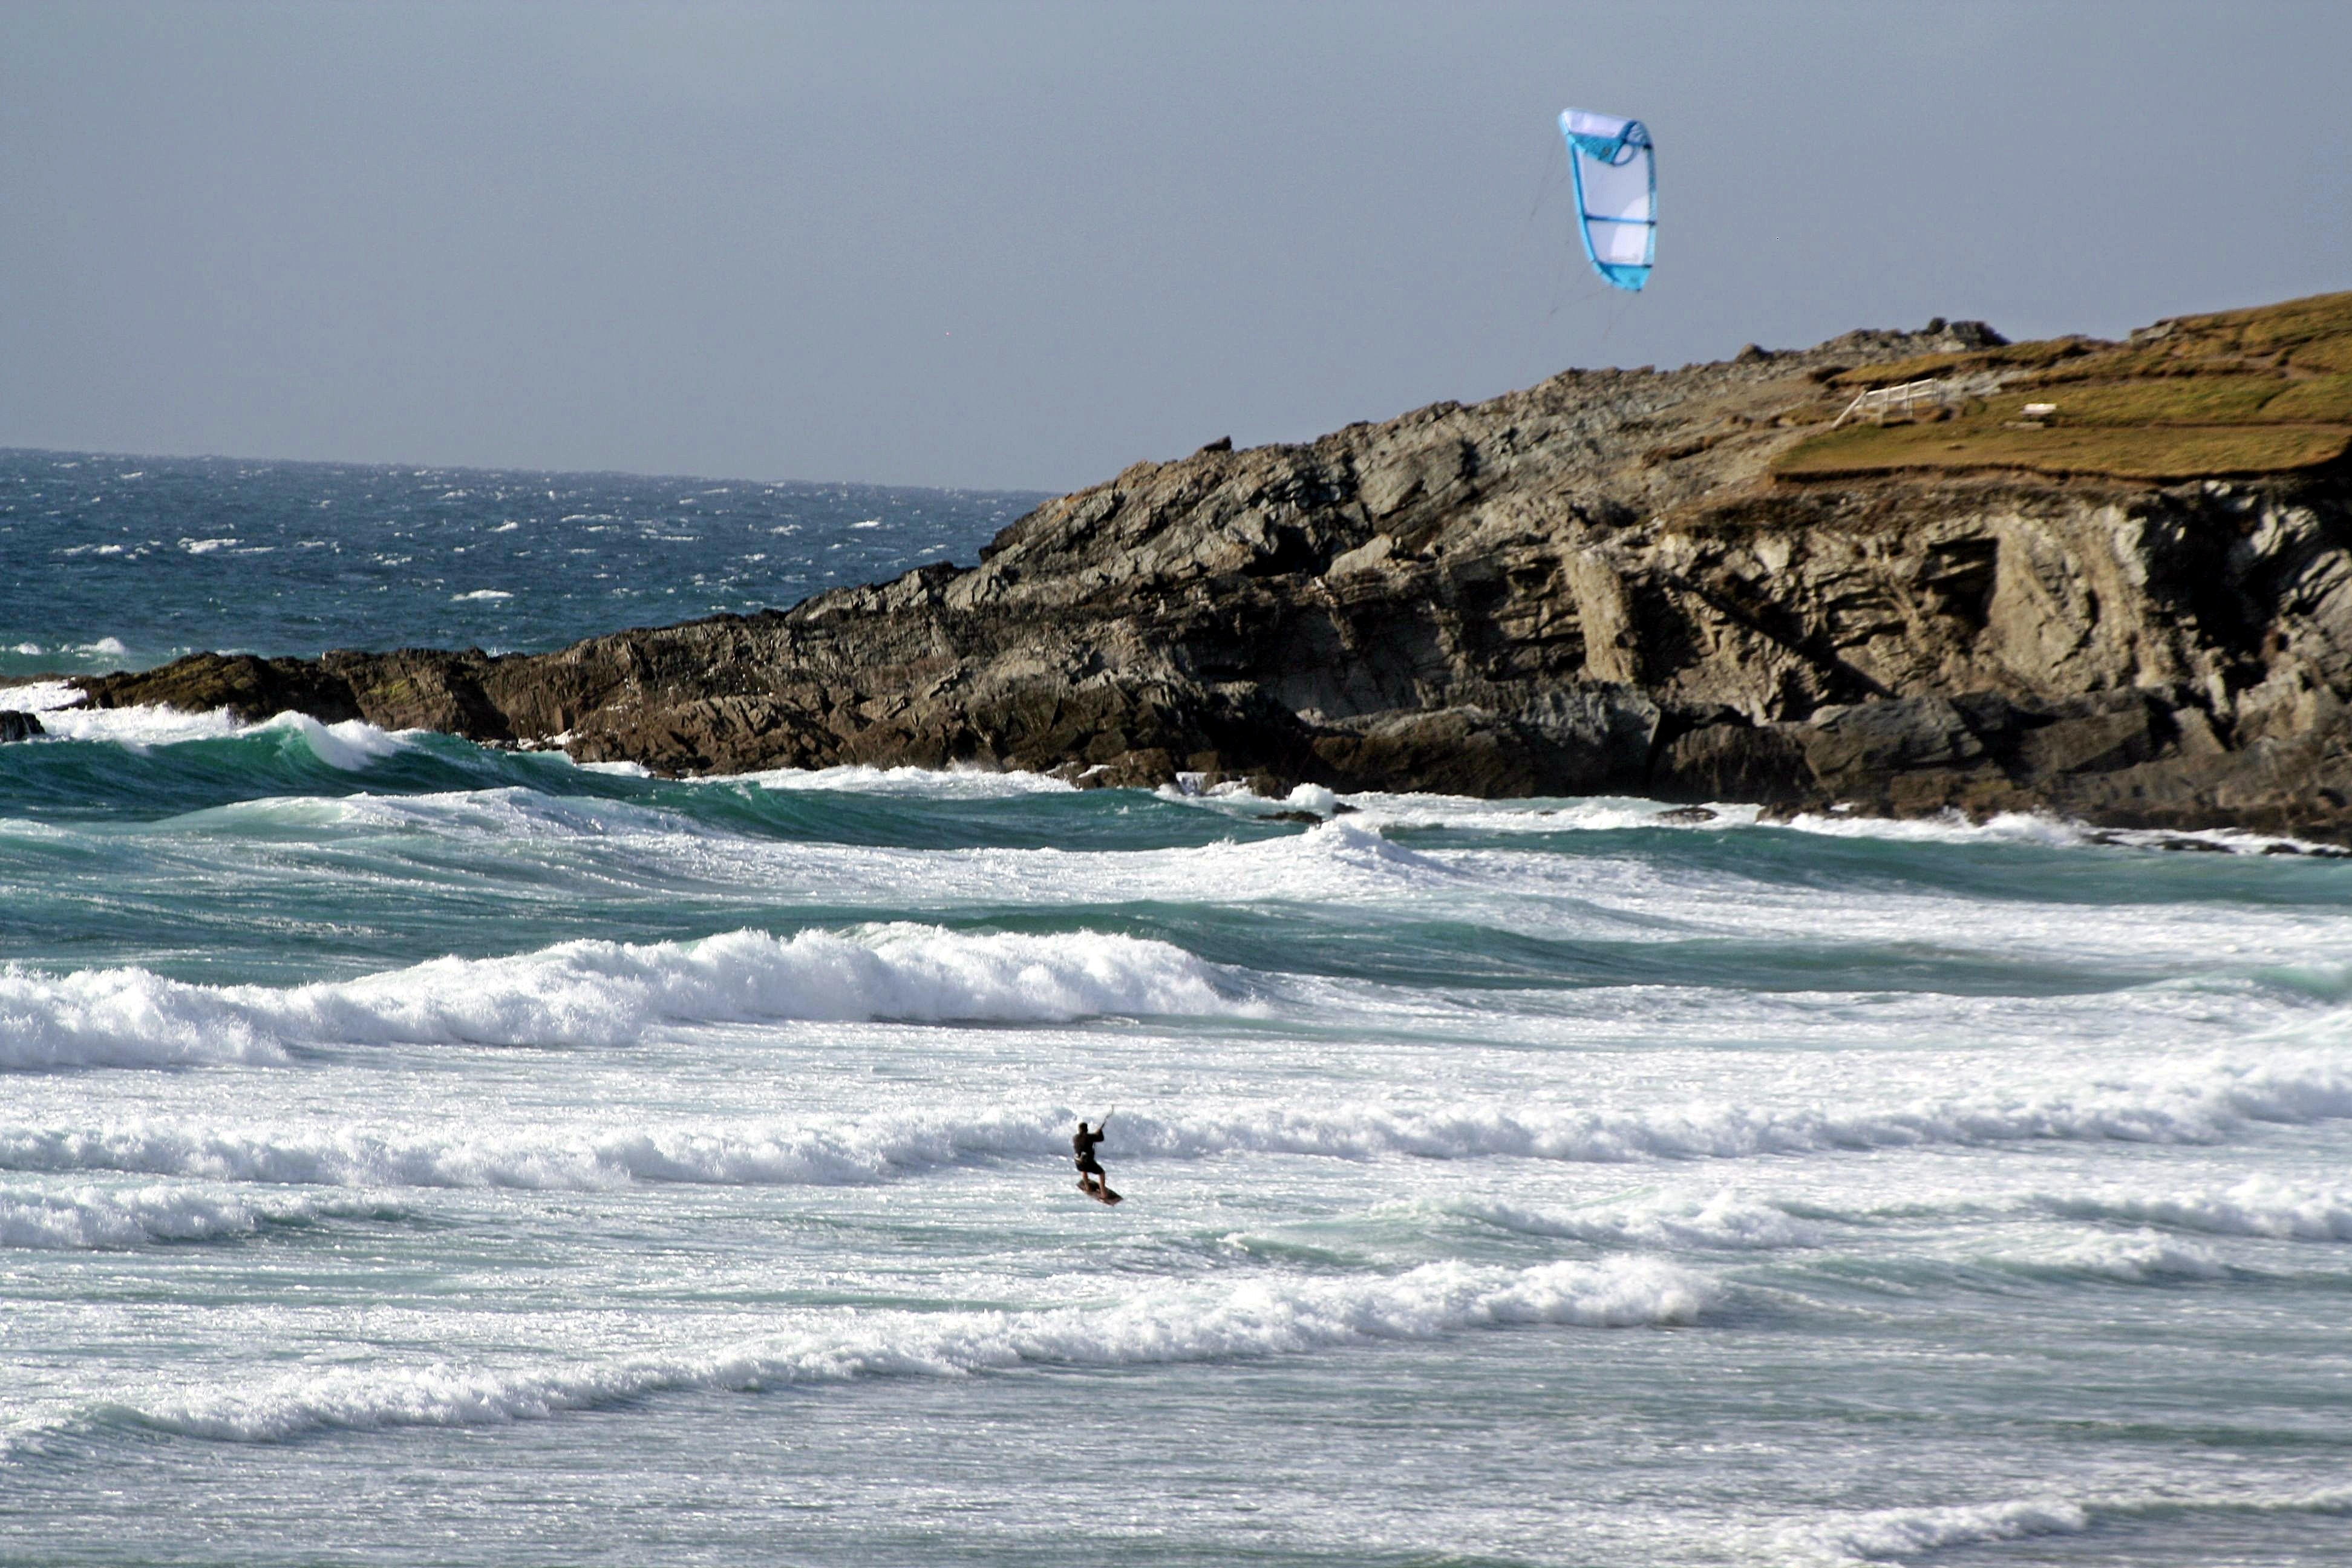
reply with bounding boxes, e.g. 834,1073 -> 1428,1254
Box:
90,652 -> 364,725
1655,722 -> 1814,806
0,710 -> 44,743
63,298 -> 2352,842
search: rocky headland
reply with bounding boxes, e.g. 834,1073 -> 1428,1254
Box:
65,290 -> 2352,841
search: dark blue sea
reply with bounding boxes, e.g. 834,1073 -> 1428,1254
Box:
0,448 -> 1037,677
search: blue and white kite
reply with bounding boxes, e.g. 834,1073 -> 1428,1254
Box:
1557,108 -> 1656,292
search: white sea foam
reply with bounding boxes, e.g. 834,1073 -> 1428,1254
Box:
1783,1484 -> 2352,1564
0,924 -> 1243,1070
451,589 -> 512,602
0,1183 -> 380,1249
0,1110 -> 1048,1189
264,784 -> 705,844
1290,819 -> 1467,881
1448,1189 -> 1827,1250
1089,1053 -> 2352,1166
416,799 -> 1480,913
1775,807 -> 2342,858
2042,1177 -> 2352,1241
1305,792 -> 1767,836
2005,1228 -> 2229,1282
258,711 -> 410,769
1237,789 -> 2334,857
0,681 -> 85,713
113,1256 -> 1708,1443
20,701 -> 241,747
7,699 -> 413,764
11,1052 -> 2350,1189
1282,783 -> 1339,815
0,638 -> 128,663
1470,1180 -> 2352,1253
1786,1495 -> 2091,1563
745,762 -> 1076,798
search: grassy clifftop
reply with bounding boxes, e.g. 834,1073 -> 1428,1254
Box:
1774,289 -> 2352,482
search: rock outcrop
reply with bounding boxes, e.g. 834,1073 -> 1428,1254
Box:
69,293 -> 2352,841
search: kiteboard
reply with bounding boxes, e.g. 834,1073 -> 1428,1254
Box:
1077,1180 -> 1123,1206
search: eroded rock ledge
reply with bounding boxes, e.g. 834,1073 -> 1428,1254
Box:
71,297 -> 2352,842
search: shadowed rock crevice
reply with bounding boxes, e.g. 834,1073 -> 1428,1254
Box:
68,292 -> 2352,841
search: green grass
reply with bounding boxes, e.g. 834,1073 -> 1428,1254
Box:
2289,338 -> 2352,374
2008,376 -> 2291,425
1774,422 -> 2350,483
2181,289 -> 2352,356
1781,290 -> 2352,482
2265,373 -> 2352,422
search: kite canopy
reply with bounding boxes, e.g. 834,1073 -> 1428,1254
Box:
1558,108 -> 1655,292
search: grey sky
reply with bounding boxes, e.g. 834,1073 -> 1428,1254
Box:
4,1 -> 2348,492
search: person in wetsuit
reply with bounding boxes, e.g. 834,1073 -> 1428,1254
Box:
1073,1119 -> 1109,1195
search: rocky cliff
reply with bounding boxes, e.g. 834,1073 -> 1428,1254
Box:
70,291 -> 2352,841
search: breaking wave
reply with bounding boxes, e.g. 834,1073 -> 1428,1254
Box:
2039,1177 -> 2352,1242
1997,1229 -> 2229,1283
1786,1496 -> 2091,1563
1783,1485 -> 2352,1564
0,686 -> 412,768
10,1051 -> 2350,1189
1097,1053 -> 2352,1165
0,1183 -> 394,1249
1446,1189 -> 1828,1250
0,1106 -> 1077,1189
0,924 -> 1245,1070
95,1256 -> 1709,1445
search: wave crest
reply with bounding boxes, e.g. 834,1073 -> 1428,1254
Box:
0,1183 -> 384,1249
0,924 -> 1245,1070
113,1256 -> 1708,1443
2042,1178 -> 2352,1242
1789,1497 -> 2090,1563
0,693 -> 410,766
1449,1190 -> 1826,1250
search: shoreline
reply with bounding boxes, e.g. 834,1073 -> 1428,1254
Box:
32,290 -> 2352,844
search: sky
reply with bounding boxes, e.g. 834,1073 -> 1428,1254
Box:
4,1 -> 2348,493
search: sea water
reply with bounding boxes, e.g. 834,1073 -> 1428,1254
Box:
2,448 -> 2350,1567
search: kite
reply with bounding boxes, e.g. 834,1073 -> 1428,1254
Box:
1557,108 -> 1656,292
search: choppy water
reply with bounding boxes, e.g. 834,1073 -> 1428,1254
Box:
4,450 -> 2350,1567
0,447 -> 1038,677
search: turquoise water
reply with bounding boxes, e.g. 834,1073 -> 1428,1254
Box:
4,451 -> 2351,1566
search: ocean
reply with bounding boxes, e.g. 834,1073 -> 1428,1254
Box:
2,447 -> 2349,1567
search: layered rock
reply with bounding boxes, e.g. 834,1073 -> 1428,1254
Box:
68,297 -> 2352,841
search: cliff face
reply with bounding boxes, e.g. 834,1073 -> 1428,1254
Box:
71,294 -> 2352,841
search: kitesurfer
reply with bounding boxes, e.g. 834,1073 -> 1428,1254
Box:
1072,1118 -> 1109,1196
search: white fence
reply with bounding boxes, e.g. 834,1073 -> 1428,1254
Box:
1831,379 -> 1953,429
